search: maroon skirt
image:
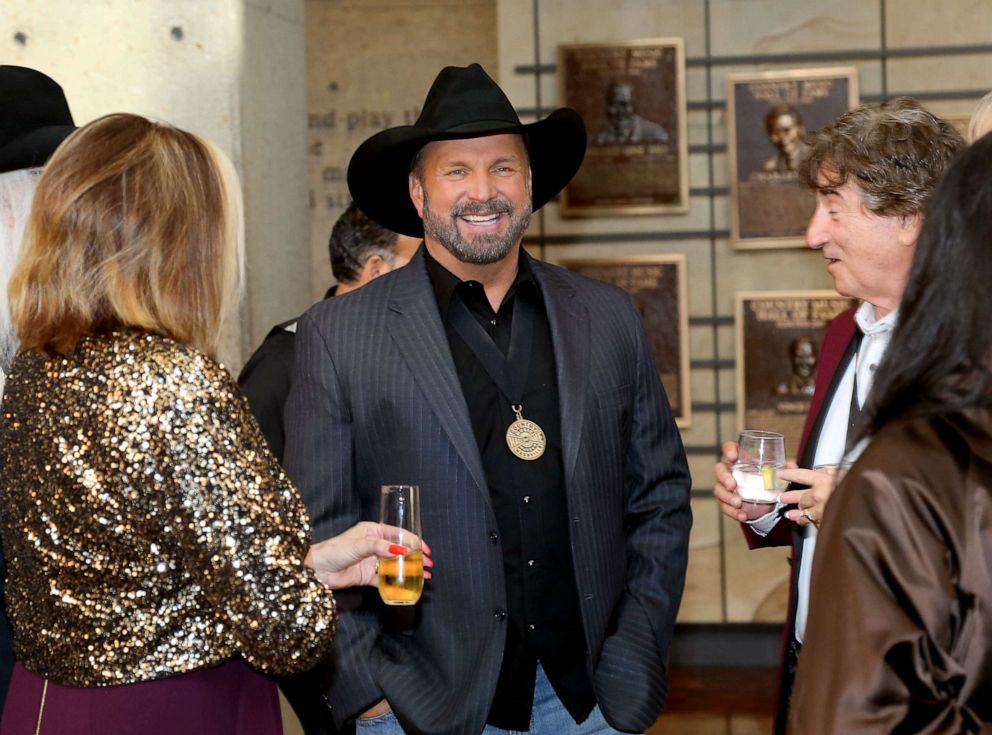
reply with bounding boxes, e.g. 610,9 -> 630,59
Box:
0,659 -> 282,734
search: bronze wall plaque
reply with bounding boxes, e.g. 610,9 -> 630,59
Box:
559,39 -> 688,217
735,291 -> 858,457
727,67 -> 859,249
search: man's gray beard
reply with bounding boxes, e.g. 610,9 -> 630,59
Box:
421,190 -> 532,266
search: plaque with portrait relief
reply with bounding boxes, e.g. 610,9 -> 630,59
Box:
735,291 -> 858,458
561,256 -> 690,428
558,39 -> 688,217
727,67 -> 859,249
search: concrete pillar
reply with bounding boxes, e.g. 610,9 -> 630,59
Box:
0,0 -> 312,370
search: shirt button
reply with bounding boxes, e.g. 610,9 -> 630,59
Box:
494,608 -> 506,621
489,531 -> 499,544
527,559 -> 535,567
490,319 -> 497,326
529,624 -> 536,631
523,495 -> 531,504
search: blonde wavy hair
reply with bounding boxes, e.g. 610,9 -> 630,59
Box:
10,113 -> 243,357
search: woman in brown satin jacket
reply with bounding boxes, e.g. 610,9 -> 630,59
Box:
789,132 -> 992,733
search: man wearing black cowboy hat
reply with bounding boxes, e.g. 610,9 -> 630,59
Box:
285,63 -> 691,735
0,63 -> 77,715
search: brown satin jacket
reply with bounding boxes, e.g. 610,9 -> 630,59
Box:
790,407 -> 992,733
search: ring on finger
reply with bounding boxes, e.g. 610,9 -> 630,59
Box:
801,509 -> 816,525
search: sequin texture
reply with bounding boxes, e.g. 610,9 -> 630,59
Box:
0,331 -> 336,686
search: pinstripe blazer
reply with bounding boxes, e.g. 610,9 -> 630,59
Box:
284,247 -> 692,735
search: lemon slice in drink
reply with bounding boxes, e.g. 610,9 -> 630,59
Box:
761,464 -> 776,492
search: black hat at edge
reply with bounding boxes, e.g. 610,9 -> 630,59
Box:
0,65 -> 76,173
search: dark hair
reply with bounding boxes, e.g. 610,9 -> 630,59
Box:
861,131 -> 992,436
328,201 -> 400,283
798,98 -> 964,217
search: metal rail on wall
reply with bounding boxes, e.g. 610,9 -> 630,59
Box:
513,0 -> 990,632
514,0 -> 991,457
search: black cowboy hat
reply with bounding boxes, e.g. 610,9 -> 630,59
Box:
0,66 -> 76,173
347,63 -> 586,237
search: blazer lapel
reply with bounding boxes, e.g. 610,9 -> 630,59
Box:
531,258 -> 589,487
798,332 -> 861,469
796,308 -> 859,460
385,253 -> 489,497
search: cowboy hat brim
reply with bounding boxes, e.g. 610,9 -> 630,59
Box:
347,107 -> 586,238
0,124 -> 76,173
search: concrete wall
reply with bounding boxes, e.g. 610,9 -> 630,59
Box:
1,0 -> 311,369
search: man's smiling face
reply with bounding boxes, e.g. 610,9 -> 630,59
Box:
409,133 -> 532,266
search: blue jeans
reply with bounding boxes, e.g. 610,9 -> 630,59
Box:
356,664 -> 634,735
355,707 -> 404,733
483,664 -> 631,735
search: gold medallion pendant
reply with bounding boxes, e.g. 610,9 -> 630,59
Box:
506,405 -> 546,460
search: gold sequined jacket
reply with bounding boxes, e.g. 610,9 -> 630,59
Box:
0,331 -> 336,686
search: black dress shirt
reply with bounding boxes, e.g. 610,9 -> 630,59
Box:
424,248 -> 595,730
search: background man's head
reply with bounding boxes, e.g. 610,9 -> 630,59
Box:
764,102 -> 805,158
799,98 -> 964,314
329,201 -> 419,294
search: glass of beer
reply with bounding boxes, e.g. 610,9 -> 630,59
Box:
732,430 -> 787,505
378,485 -> 424,606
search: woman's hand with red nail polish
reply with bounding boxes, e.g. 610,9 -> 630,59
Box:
307,521 -> 433,588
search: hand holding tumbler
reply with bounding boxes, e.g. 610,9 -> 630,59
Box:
732,430 -> 786,505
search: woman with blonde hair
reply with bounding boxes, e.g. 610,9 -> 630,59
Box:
0,113 -> 428,734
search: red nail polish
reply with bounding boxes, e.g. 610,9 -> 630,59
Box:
388,544 -> 408,555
